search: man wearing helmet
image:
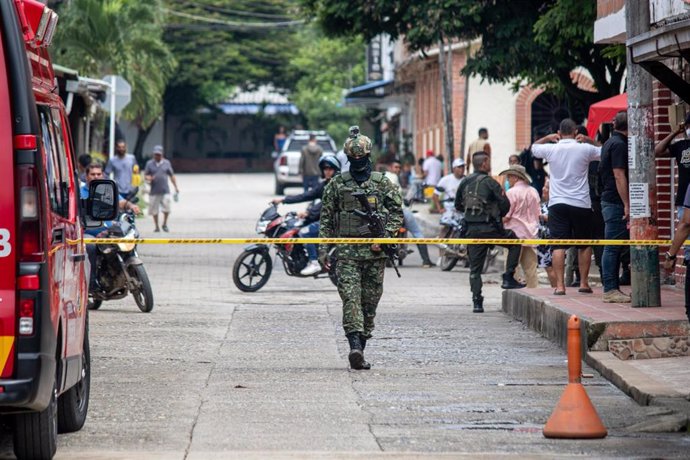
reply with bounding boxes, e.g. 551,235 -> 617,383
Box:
319,127 -> 404,370
273,155 -> 341,275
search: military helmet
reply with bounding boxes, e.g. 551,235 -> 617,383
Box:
343,134 -> 372,159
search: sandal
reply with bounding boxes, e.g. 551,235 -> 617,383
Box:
553,289 -> 566,296
578,287 -> 593,294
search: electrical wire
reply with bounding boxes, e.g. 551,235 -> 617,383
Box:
162,7 -> 304,29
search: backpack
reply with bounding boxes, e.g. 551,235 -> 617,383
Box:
462,174 -> 496,223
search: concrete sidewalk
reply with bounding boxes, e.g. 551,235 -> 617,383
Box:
503,286 -> 690,430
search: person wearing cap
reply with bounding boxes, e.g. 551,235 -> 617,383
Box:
434,158 -> 466,236
501,164 -> 541,288
422,149 -> 443,187
319,127 -> 403,370
144,145 -> 179,233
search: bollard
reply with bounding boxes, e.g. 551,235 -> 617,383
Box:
543,315 -> 607,439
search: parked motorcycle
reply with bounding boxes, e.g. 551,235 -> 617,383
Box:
88,189 -> 154,312
233,204 -> 337,292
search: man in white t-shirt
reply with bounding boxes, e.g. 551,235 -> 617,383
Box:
532,118 -> 601,296
433,158 -> 465,230
422,150 -> 443,186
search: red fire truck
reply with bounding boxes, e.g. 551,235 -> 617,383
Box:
0,1 -> 117,458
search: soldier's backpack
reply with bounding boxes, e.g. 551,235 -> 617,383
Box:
462,174 -> 498,223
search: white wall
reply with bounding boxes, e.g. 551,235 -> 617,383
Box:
464,76 -> 517,171
651,0 -> 690,24
119,119 -> 164,159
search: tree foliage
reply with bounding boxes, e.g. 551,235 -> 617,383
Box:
287,26 -> 366,142
162,0 -> 300,115
53,0 -> 176,133
301,0 -> 625,112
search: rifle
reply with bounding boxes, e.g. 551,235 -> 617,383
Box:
351,192 -> 401,278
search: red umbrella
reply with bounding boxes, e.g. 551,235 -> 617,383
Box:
586,93 -> 627,139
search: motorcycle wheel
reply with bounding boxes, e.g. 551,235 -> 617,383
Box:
233,250 -> 273,292
87,296 -> 102,311
129,265 -> 154,312
440,228 -> 460,272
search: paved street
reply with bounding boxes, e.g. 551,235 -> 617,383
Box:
2,174 -> 688,458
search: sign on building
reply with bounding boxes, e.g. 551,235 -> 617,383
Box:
367,36 -> 384,82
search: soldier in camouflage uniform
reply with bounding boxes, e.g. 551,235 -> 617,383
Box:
319,128 -> 403,370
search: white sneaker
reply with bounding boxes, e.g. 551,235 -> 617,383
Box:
300,260 -> 322,276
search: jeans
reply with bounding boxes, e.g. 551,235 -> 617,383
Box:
303,175 -> 319,192
602,201 -> 629,292
299,222 -> 320,260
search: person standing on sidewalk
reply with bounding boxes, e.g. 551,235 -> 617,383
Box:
531,119 -> 601,296
299,134 -> 323,192
663,184 -> 690,322
500,164 -> 541,288
144,145 -> 179,233
455,152 -> 525,313
466,128 -> 491,174
422,150 -> 443,187
319,128 -> 403,370
105,140 -> 137,197
599,112 -> 631,303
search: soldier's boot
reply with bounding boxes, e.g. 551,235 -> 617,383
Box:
359,334 -> 371,370
346,333 -> 365,370
501,272 -> 526,290
472,295 -> 484,313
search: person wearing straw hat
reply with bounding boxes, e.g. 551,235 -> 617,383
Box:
500,164 -> 541,288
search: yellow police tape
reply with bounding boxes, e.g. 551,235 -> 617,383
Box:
82,237 -> 677,246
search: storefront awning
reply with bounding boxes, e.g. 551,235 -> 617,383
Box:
344,79 -> 394,106
586,93 -> 627,139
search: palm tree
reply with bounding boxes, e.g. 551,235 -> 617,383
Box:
53,0 -> 176,161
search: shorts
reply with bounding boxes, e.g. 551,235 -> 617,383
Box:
149,193 -> 171,215
547,203 -> 593,249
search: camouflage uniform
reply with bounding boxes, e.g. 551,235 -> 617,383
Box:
319,135 -> 403,343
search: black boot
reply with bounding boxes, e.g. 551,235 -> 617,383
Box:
417,244 -> 436,268
346,333 -> 365,370
473,295 -> 484,313
502,272 -> 526,289
359,334 -> 371,370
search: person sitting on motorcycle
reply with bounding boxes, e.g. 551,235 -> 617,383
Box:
272,154 -> 341,275
81,162 -> 140,288
434,158 -> 466,237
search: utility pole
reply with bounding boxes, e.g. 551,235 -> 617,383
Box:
626,0 -> 661,307
438,35 -> 455,166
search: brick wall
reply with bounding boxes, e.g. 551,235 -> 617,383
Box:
597,0 -> 625,18
413,48 -> 468,172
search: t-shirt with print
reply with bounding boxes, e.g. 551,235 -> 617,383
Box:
669,139 -> 690,206
144,159 -> 174,195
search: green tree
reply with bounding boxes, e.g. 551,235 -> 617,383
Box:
301,0 -> 625,114
53,0 -> 176,160
162,0 -> 300,115
287,26 -> 366,142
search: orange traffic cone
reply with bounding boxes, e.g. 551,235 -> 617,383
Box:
543,315 -> 607,439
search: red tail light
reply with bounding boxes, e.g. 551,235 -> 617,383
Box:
16,164 -> 43,262
279,156 -> 288,166
18,298 -> 34,336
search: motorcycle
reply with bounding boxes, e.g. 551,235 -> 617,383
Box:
88,188 -> 154,312
232,204 -> 337,292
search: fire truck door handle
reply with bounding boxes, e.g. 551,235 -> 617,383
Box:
71,253 -> 86,262
52,228 -> 64,244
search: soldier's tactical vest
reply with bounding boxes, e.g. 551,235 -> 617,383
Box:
337,171 -> 387,237
462,174 -> 500,224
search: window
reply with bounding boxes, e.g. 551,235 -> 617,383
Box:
38,106 -> 71,217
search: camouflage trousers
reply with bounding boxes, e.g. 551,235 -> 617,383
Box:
336,258 -> 386,338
